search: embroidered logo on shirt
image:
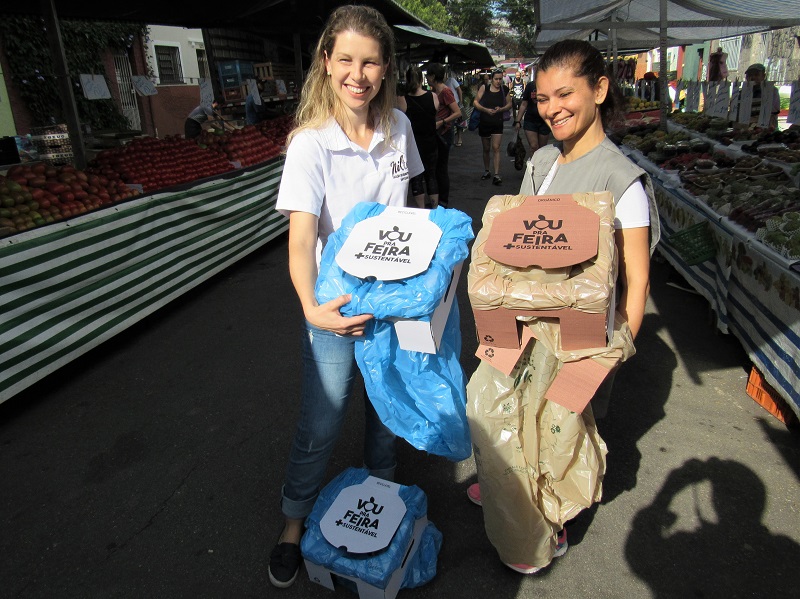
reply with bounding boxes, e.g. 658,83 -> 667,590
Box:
390,155 -> 409,181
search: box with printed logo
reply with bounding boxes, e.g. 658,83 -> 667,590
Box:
472,194 -> 613,352
336,206 -> 461,354
303,476 -> 428,599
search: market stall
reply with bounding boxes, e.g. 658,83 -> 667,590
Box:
0,157 -> 286,403
619,117 -> 800,420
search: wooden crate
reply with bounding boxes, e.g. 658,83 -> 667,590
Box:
746,367 -> 797,426
254,62 -> 296,82
223,87 -> 244,102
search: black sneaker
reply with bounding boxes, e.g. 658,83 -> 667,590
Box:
480,170 -> 491,180
269,542 -> 301,588
492,175 -> 502,186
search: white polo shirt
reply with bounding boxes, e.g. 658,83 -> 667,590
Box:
277,110 -> 423,263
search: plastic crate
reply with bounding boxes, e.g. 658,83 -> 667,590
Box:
746,367 -> 797,426
667,221 -> 716,265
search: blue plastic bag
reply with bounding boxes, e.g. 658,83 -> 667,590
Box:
316,204 -> 474,461
301,467 -> 443,590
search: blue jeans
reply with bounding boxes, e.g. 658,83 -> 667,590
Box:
280,321 -> 397,520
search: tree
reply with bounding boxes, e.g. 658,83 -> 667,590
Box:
397,0 -> 451,33
493,0 -> 538,57
447,1 -> 493,40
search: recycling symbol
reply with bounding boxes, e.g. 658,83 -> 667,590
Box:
485,348 -> 495,358
483,335 -> 495,343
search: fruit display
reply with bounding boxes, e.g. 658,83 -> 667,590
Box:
198,124 -> 282,167
88,136 -> 236,193
616,115 -> 800,260
627,97 -> 660,112
0,163 -> 140,238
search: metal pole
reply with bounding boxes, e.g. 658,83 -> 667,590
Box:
659,0 -> 669,131
40,0 -> 86,168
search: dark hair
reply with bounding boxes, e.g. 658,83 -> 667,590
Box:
537,39 -> 623,127
426,62 -> 445,83
405,65 -> 424,93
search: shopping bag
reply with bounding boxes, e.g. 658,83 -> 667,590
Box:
514,134 -> 526,170
468,107 -> 480,131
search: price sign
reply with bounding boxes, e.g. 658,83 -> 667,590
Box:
275,79 -> 287,95
709,82 -> 730,119
788,81 -> 800,124
199,78 -> 214,108
686,81 -> 701,113
131,76 -> 158,96
246,78 -> 261,105
758,82 -> 776,128
703,82 -> 716,114
738,82 -> 754,124
79,74 -> 111,100
728,82 -> 741,121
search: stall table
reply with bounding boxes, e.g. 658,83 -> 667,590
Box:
644,163 -> 800,421
0,158 -> 287,403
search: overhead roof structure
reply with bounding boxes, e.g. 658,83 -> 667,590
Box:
532,0 -> 800,52
394,25 -> 495,68
0,0 -> 426,36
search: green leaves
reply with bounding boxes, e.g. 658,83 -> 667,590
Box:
0,16 -> 145,128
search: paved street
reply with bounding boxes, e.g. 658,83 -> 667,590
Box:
2,124 -> 799,598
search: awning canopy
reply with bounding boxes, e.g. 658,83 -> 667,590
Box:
0,0 -> 426,37
394,25 -> 495,69
533,0 -> 800,52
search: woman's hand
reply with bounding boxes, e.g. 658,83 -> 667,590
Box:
305,294 -> 373,336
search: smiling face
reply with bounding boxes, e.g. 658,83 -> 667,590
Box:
324,30 -> 388,120
535,63 -> 608,156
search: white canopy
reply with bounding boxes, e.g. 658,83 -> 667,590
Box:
533,0 -> 800,52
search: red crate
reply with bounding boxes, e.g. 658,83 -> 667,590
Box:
746,367 -> 797,426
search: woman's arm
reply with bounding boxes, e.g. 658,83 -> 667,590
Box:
614,226 -> 650,339
438,100 -> 461,129
396,95 -> 407,113
473,86 -> 486,111
287,211 -> 372,336
515,99 -> 529,126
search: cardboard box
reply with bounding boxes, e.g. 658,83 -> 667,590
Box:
304,476 -> 428,599
392,260 -> 462,354
473,194 -> 612,351
336,206 -> 457,354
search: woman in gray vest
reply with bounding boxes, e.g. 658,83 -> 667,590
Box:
466,39 -> 660,574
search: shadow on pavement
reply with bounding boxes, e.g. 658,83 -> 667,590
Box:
625,457 -> 800,597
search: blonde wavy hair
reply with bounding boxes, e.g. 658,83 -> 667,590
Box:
287,4 -> 397,146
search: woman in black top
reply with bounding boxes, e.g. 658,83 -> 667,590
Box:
473,69 -> 512,186
398,65 -> 440,207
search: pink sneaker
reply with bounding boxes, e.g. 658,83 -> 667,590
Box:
466,483 -> 482,506
504,528 -> 568,574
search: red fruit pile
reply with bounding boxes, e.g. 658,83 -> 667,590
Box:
88,136 -> 235,193
198,122 -> 286,167
0,163 -> 139,237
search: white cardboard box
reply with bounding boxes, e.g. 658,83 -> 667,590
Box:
304,476 -> 428,599
391,260 -> 463,354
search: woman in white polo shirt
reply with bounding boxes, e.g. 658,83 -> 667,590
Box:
269,5 -> 423,589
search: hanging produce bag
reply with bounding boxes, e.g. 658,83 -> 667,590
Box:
466,342 -> 607,567
316,203 -> 475,461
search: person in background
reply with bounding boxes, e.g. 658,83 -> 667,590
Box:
427,62 -> 462,207
444,67 -> 465,146
269,5 -> 423,589
744,63 -> 780,128
514,75 -> 549,158
467,38 -> 657,576
473,69 -> 511,186
245,83 -> 266,125
184,97 -> 226,139
511,71 -> 525,122
397,64 -> 440,207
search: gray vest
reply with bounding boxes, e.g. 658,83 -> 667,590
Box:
520,137 -> 661,255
